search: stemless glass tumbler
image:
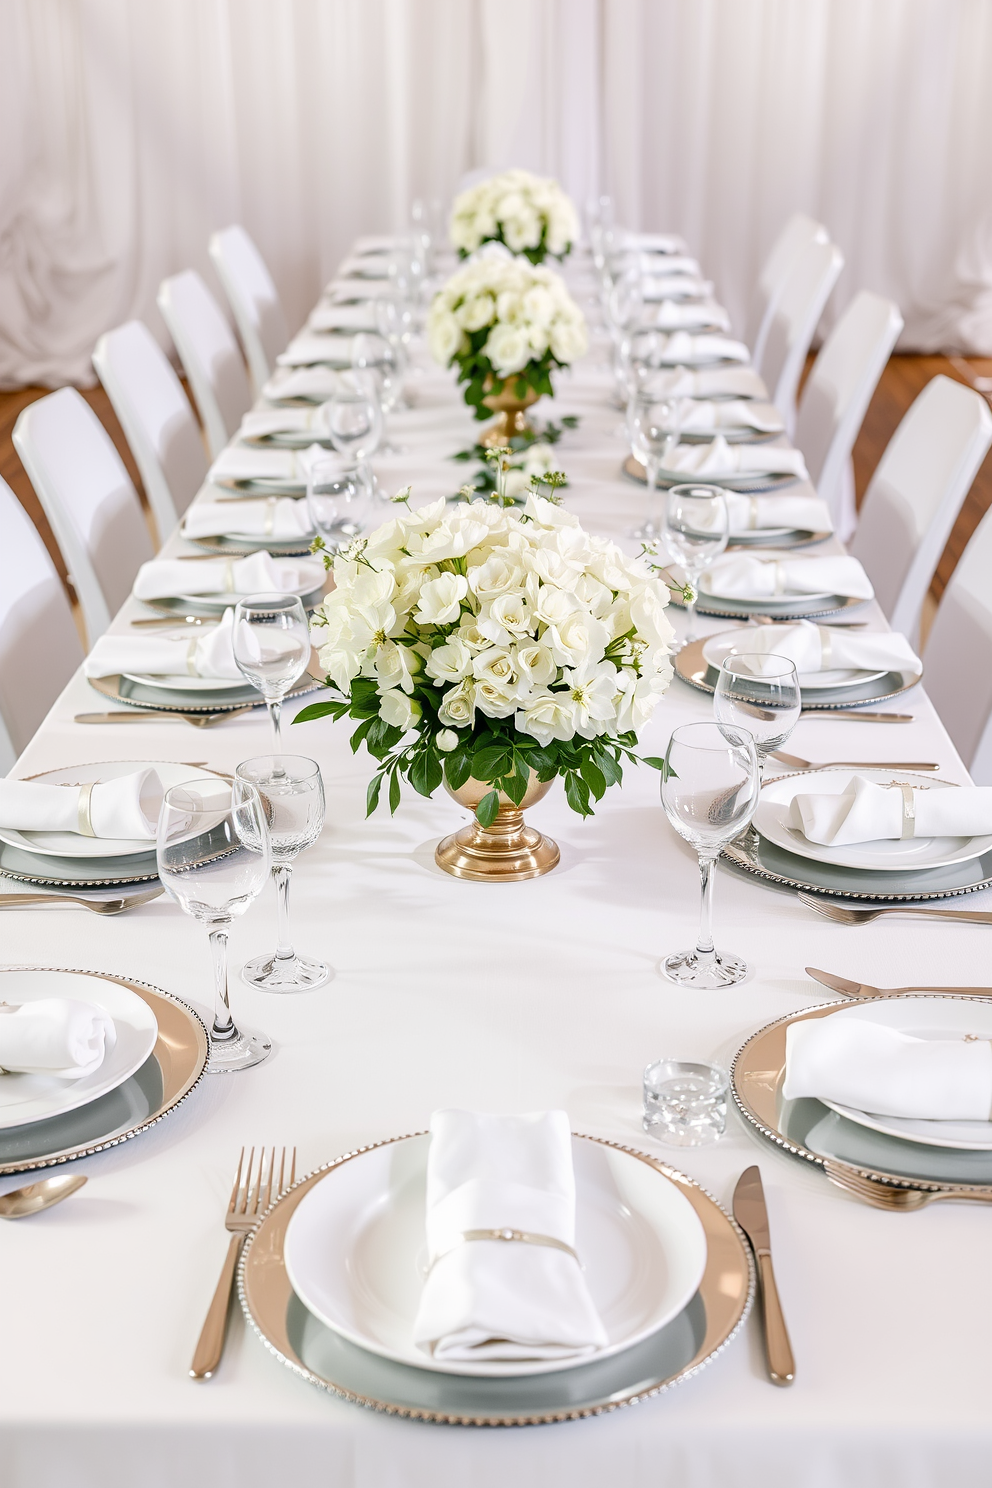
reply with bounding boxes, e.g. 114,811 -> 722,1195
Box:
663,483 -> 730,648
660,721 -> 760,989
713,653 -> 801,777
233,594 -> 311,756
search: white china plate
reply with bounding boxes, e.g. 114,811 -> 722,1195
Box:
699,585 -> 835,608
120,672 -> 247,694
0,968 -> 159,1130
0,761 -> 220,860
755,770 -> 992,872
284,1133 -> 708,1379
701,632 -> 887,692
815,999 -> 992,1151
171,572 -> 324,608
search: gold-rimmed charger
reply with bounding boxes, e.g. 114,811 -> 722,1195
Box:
238,1132 -> 754,1426
86,668 -> 321,716
0,967 -> 207,1175
674,637 -> 921,711
731,1000 -> 992,1193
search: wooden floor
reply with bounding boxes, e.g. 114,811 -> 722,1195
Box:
3,353 -> 992,611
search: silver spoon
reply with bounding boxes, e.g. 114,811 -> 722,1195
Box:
0,1174 -> 87,1219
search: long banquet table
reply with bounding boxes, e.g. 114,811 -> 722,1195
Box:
2,251 -> 991,1488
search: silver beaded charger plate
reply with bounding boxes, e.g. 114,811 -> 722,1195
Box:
0,839 -> 158,888
732,999 -> 992,1190
669,590 -> 869,622
0,968 -> 207,1175
239,1134 -> 753,1426
140,585 -> 324,619
184,532 -> 314,558
86,669 -> 320,716
622,453 -> 794,493
674,637 -> 919,710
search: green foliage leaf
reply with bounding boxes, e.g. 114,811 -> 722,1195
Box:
293,699 -> 346,724
564,772 -> 592,817
475,789 -> 500,829
593,747 -> 622,787
410,749 -> 444,799
388,767 -> 402,815
366,773 -> 384,817
579,757 -> 607,801
443,750 -> 472,791
501,770 -> 528,806
472,746 -> 511,781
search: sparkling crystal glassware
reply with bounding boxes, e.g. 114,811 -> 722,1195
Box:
236,755 -> 329,992
233,594 -> 311,755
326,378 -> 382,465
156,779 -> 271,1072
663,483 -> 730,647
713,653 -> 801,777
660,721 -> 760,989
642,1059 -> 729,1146
306,455 -> 372,554
628,395 -> 680,539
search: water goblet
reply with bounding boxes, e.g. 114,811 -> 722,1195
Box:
660,721 -> 760,989
156,779 -> 272,1072
629,395 -> 680,539
306,455 -> 372,553
714,653 -> 801,778
326,379 -> 383,465
233,594 -> 311,756
663,483 -> 730,647
236,755 -> 329,991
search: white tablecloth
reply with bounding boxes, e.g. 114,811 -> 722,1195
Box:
2,257 -> 990,1488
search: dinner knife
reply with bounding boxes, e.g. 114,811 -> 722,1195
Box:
732,1165 -> 795,1387
74,709 -> 254,726
806,967 -> 992,999
804,711 -> 913,723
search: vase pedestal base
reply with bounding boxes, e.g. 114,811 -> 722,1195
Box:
479,408 -> 535,448
435,808 -> 560,882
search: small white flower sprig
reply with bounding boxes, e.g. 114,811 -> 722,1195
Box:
449,168 -> 580,264
639,541 -> 697,607
296,487 -> 675,828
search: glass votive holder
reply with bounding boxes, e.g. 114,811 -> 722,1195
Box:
642,1059 -> 729,1146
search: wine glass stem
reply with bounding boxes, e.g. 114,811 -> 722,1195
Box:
207,927 -> 236,1041
267,698 -> 283,755
273,863 -> 295,962
695,853 -> 718,966
646,461 -> 660,535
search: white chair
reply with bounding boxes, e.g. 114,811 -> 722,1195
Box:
850,375 -> 992,649
157,270 -> 251,459
795,290 -> 904,539
0,477 -> 84,773
745,212 -> 829,372
757,236 -> 845,438
92,320 -> 207,543
12,388 -> 154,646
209,225 -> 288,397
923,504 -> 992,784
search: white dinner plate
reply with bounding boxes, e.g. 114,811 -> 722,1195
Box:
815,999 -> 992,1151
119,672 -> 247,694
755,770 -> 992,872
171,566 -> 324,608
0,761 -> 221,860
701,632 -> 887,693
699,583 -> 835,608
0,968 -> 159,1130
284,1132 -> 708,1379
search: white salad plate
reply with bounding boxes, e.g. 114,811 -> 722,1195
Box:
816,998 -> 992,1152
0,762 -> 221,860
120,673 -> 247,694
755,770 -> 992,873
701,632 -> 887,693
0,968 -> 159,1130
284,1132 -> 708,1379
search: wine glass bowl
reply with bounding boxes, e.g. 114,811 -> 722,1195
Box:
713,653 -> 802,774
663,483 -> 730,647
233,594 -> 312,755
628,395 -> 680,539
326,380 -> 383,464
306,457 -> 372,553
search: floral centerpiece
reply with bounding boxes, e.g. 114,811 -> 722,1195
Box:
296,487 -> 675,878
427,257 -> 587,440
450,169 -> 580,265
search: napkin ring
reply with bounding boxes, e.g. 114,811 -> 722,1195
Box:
77,781 -> 97,838
428,1228 -> 582,1272
884,782 -> 916,838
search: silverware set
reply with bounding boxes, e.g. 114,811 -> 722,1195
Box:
770,750 -> 938,772
0,889 -> 163,915
74,709 -> 255,727
800,896 -> 992,927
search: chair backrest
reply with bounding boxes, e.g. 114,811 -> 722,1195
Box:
209,225 -> 288,397
92,320 -> 207,543
795,290 -> 904,532
746,212 -> 829,370
850,375 -> 992,648
157,270 -> 251,459
923,503 -> 992,783
0,477 -> 84,773
759,237 -> 845,437
12,388 -> 154,646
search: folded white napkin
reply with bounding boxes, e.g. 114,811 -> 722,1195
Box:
700,553 -> 874,600
722,492 -> 833,535
0,998 -> 117,1079
645,300 -> 731,333
181,498 -> 314,542
624,254 -> 700,278
412,1109 -> 608,1364
337,255 -> 392,280
642,366 -> 770,400
133,551 -> 320,601
238,408 -> 331,442
279,330 -> 357,365
352,234 -> 398,255
788,776 -> 992,846
675,399 -> 784,435
721,618 -> 921,676
663,436 -> 807,481
636,331 -> 751,366
618,231 -> 687,255
263,367 -> 343,404
640,274 -> 713,302
208,444 -> 327,487
309,304 -> 379,333
85,607 -> 242,681
325,278 -> 397,302
0,770 -> 162,838
784,1014 -> 992,1121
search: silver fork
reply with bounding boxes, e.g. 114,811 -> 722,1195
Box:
823,1160 -> 992,1210
0,889 -> 164,915
190,1146 -> 296,1381
798,892 -> 992,926
770,750 -> 939,771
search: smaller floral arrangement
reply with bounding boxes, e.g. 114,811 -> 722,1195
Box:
427,258 -> 588,420
450,169 -> 580,264
453,416 -> 579,503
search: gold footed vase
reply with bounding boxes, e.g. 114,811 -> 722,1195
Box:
479,383 -> 541,448
435,774 -> 560,882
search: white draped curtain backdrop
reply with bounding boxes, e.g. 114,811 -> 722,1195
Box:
1,0 -> 991,387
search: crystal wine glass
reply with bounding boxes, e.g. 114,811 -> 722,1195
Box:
307,455 -> 372,553
629,395 -> 680,539
156,779 -> 271,1072
233,594 -> 311,756
660,721 -> 760,990
663,483 -> 730,648
326,378 -> 383,466
713,653 -> 801,778
236,754 -> 329,992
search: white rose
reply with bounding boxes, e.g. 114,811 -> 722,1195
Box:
425,636 -> 474,684
485,323 -> 530,377
378,690 -> 422,730
472,647 -> 525,699
468,552 -> 525,599
475,679 -> 518,719
629,585 -> 676,650
406,517 -> 490,564
413,572 -> 469,626
549,317 -> 588,364
436,729 -> 460,752
458,294 -> 495,332
521,286 -> 555,328
317,641 -> 362,694
614,668 -> 672,733
457,617 -> 492,652
438,679 -> 477,727
373,640 -> 421,695
546,611 -> 610,670
428,309 -> 465,366
516,641 -> 557,686
534,583 -> 580,626
484,592 -> 531,638
503,209 -> 542,252
515,689 -> 576,744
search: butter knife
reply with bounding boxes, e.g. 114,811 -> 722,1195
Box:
806,967 -> 992,999
732,1165 -> 795,1387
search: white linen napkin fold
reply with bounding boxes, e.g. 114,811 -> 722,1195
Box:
722,493 -> 833,535
783,1015 -> 992,1121
642,366 -> 770,400
624,254 -> 700,278
0,771 -> 162,839
309,304 -> 379,333
645,300 -> 731,332
133,551 -> 320,600
238,408 -> 332,442
640,275 -> 711,301
700,553 -> 874,600
337,255 -> 392,280
0,999 -> 117,1079
674,399 -> 784,435
352,234 -> 398,255
662,435 -> 808,480
618,231 -> 687,254
721,618 -> 921,675
325,278 -> 397,302
412,1109 -> 608,1364
263,367 -> 343,403
281,327 -> 359,361
208,443 -> 327,487
181,498 -> 313,541
788,776 -> 992,845
85,608 -> 243,681
635,331 -> 751,366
